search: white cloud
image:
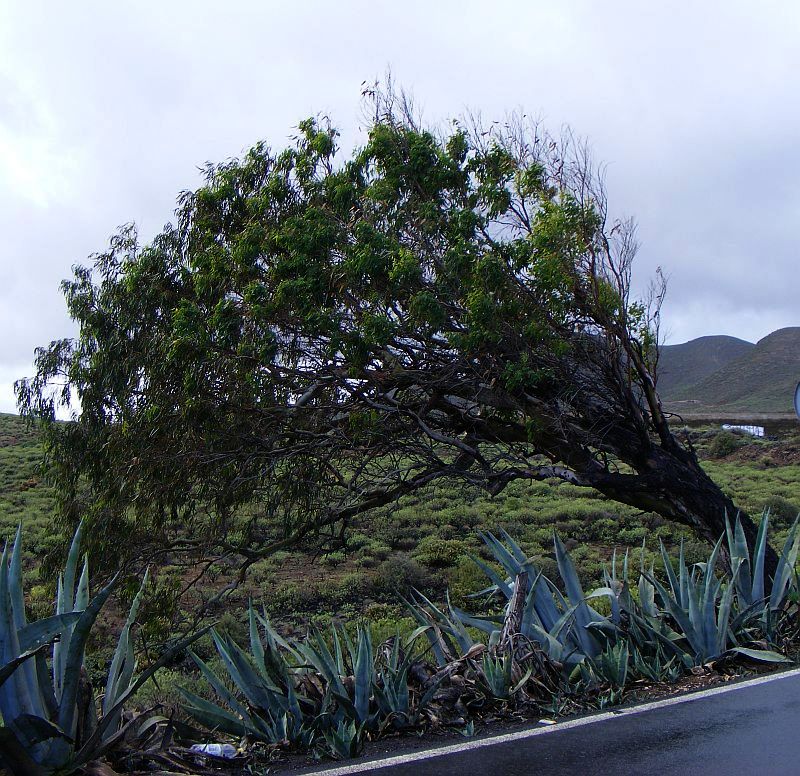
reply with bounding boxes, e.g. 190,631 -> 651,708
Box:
0,0 -> 798,413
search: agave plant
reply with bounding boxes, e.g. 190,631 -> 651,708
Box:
298,624 -> 376,728
646,538 -> 788,666
631,643 -> 682,684
478,651 -> 534,700
183,603 -> 450,757
180,605 -> 316,747
591,547 -> 689,668
372,634 -> 442,726
410,530 -> 605,670
173,517 -> 798,763
404,589 -> 483,667
372,636 -> 411,721
726,511 -> 800,613
0,522 -> 201,775
584,641 -> 629,690
182,604 -> 387,750
410,524 -> 795,700
321,719 -> 363,760
313,624 -> 438,729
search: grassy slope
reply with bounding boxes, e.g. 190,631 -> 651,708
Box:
2,411 -> 799,639
0,413 -> 58,569
658,335 -> 754,398
668,327 -> 800,413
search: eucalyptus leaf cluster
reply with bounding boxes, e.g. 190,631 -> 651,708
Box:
16,92 -> 770,586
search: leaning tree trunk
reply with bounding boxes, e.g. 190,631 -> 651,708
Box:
582,320 -> 782,583
587,444 -> 780,585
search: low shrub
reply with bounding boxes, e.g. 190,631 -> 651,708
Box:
320,550 -> 346,567
412,536 -> 470,568
707,430 -> 746,458
762,495 -> 800,524
371,555 -> 435,598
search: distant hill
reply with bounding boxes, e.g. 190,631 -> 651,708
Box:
660,327 -> 800,414
658,335 -> 754,397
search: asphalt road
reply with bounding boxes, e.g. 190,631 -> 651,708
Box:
307,668 -> 800,776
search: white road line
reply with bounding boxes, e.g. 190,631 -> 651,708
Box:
303,667 -> 800,775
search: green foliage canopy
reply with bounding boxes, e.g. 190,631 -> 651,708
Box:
17,96 -> 768,572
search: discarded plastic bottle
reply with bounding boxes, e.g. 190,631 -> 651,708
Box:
190,742 -> 238,758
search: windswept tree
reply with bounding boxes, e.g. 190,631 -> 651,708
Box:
17,91 -> 778,578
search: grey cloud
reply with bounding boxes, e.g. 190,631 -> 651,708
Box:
1,0 -> 798,411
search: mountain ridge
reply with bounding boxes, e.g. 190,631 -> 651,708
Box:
659,326 -> 800,414
657,335 -> 755,397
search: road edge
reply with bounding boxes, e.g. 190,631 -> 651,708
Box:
302,666 -> 800,774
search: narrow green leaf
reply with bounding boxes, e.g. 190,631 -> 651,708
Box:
467,552 -> 512,599
751,509 -> 770,604
771,517 -> 800,610
659,540 -> 680,601
354,626 -> 372,723
248,601 -> 268,680
74,557 -> 90,611
554,533 -> 599,657
62,520 -> 84,613
178,687 -> 252,737
104,568 -> 149,719
187,648 -> 253,723
481,531 -> 525,579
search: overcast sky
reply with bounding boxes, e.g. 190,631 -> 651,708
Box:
1,1 -> 798,413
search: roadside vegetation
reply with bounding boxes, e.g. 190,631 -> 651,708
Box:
1,412 -> 799,772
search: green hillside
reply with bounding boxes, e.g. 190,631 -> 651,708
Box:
1,408 -> 799,612
658,335 -> 754,397
668,327 -> 800,413
0,413 -> 58,563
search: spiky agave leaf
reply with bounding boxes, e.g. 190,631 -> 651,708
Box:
212,629 -> 289,713
770,517 -> 800,611
553,534 -> 603,658
177,686 -> 254,738
353,626 -> 373,725
102,568 -> 150,732
726,646 -> 791,663
53,520 -> 85,703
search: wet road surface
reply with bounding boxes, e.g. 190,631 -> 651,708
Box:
306,668 -> 800,775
